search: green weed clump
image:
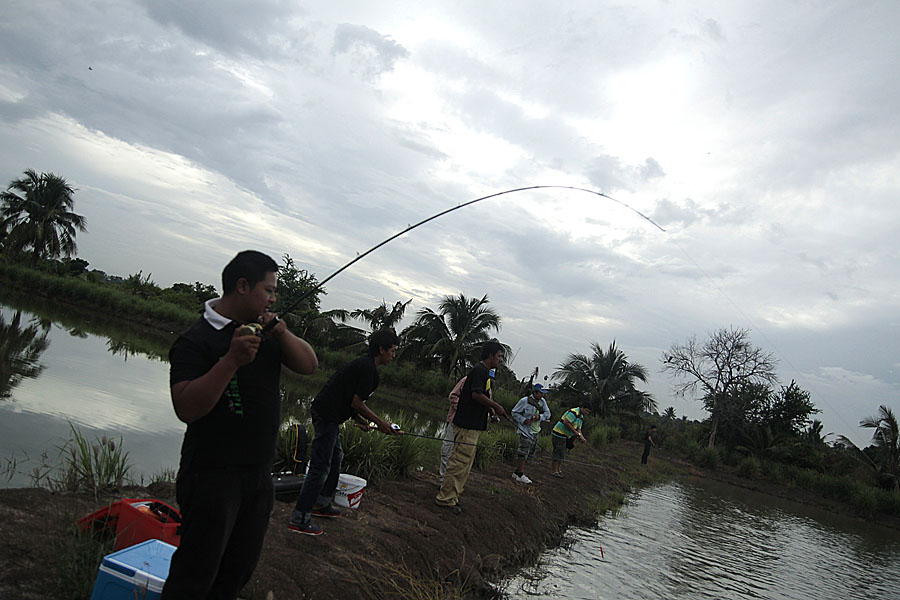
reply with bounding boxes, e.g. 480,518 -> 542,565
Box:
851,486 -> 879,519
589,491 -> 626,516
53,526 -> 116,599
736,456 -> 762,479
474,429 -> 518,470
48,423 -> 133,498
339,415 -> 427,484
588,423 -> 619,448
696,446 -> 721,469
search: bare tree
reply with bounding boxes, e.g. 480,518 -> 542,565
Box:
661,327 -> 778,447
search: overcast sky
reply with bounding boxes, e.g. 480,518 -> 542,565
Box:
2,1 -> 897,447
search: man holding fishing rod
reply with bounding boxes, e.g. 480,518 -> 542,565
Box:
435,340 -> 508,513
288,328 -> 402,535
162,250 -> 318,600
550,403 -> 591,478
511,383 -> 552,484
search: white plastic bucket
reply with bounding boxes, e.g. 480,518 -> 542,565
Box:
334,473 -> 367,509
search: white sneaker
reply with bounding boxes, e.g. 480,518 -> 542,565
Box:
512,473 -> 532,484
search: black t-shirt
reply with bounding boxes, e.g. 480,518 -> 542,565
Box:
169,317 -> 283,471
311,356 -> 379,424
644,430 -> 653,449
453,362 -> 491,430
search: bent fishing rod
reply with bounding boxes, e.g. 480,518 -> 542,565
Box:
245,185 -> 664,335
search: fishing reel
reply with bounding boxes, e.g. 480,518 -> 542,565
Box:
236,314 -> 282,337
236,322 -> 264,337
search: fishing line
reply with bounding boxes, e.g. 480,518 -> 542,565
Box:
260,185 -> 665,333
396,430 -> 611,470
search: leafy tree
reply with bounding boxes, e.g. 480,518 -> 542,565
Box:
662,327 -> 778,447
351,299 -> 412,332
162,282 -> 219,313
401,294 -> 502,377
663,406 -> 677,421
761,380 -> 819,437
1,170 -> 87,266
273,254 -> 324,333
552,341 -> 652,418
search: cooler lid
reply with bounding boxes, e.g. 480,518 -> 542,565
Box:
102,538 -> 177,591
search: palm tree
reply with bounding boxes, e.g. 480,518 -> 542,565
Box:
401,294 -> 502,377
860,405 -> 900,493
552,340 -> 650,418
351,299 -> 412,332
1,170 -> 87,266
663,406 -> 677,422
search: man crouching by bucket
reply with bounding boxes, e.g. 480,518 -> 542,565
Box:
288,329 -> 403,535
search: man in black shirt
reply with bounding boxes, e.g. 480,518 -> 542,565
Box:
642,425 -> 657,465
288,328 -> 401,535
435,340 -> 507,512
162,250 -> 318,600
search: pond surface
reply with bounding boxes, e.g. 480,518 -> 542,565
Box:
1,299 -> 185,487
0,296 -> 429,487
505,479 -> 900,600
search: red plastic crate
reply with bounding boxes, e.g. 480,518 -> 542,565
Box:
78,498 -> 181,550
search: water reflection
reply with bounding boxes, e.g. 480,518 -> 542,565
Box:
0,310 -> 50,401
0,298 -> 183,487
505,480 -> 900,600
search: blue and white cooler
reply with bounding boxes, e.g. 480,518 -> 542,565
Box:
90,538 -> 177,600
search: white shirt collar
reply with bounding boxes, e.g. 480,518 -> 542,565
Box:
203,298 -> 233,330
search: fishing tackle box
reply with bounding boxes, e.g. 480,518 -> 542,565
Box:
78,498 -> 181,550
89,538 -> 176,600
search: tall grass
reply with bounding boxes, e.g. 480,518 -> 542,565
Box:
474,429 -> 518,470
57,424 -> 132,497
339,413 -> 428,483
587,422 -> 619,448
53,526 -> 116,599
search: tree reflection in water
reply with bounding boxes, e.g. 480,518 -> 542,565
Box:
0,310 -> 50,400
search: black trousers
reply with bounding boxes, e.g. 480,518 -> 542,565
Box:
641,445 -> 651,464
161,467 -> 274,600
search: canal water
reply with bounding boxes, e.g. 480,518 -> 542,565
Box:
504,479 -> 900,600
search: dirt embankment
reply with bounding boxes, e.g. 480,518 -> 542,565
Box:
0,443 -> 639,600
3,442 -> 895,600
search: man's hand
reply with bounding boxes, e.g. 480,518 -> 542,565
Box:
577,433 -> 587,443
524,418 -> 532,425
377,421 -> 403,435
491,403 -> 508,419
228,328 -> 261,366
261,311 -> 287,337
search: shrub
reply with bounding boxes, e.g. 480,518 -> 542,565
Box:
696,446 -> 721,469
851,487 -> 879,519
588,423 -> 619,448
736,456 -> 762,479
